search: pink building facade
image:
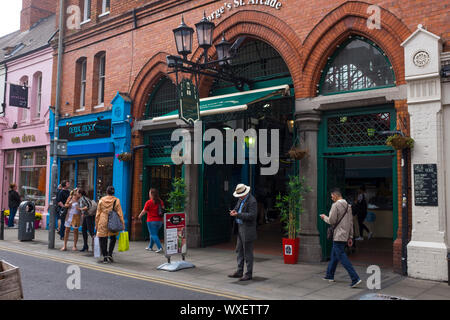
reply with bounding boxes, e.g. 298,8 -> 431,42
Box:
0,46 -> 53,224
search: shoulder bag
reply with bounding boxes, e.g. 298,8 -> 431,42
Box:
107,199 -> 123,232
326,203 -> 349,241
157,200 -> 165,217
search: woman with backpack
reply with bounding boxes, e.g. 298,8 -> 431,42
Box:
138,188 -> 164,253
78,189 -> 96,252
95,186 -> 125,264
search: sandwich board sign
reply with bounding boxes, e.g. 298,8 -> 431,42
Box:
157,212 -> 194,272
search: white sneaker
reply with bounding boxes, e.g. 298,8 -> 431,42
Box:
355,237 -> 364,241
367,232 -> 373,240
155,248 -> 163,253
145,247 -> 153,251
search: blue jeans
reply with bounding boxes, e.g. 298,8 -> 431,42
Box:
147,221 -> 163,250
326,241 -> 360,283
8,207 -> 18,227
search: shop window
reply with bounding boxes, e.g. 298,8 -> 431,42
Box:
61,161 -> 76,187
146,77 -> 178,119
18,148 -> 47,207
96,157 -> 113,199
319,37 -> 395,95
5,151 -> 15,166
327,111 -> 392,148
77,159 -> 95,199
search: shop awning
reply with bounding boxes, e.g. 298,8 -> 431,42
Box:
152,84 -> 290,122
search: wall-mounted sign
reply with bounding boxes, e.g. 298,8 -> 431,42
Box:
11,134 -> 36,144
179,79 -> 200,125
414,163 -> 438,206
207,0 -> 283,21
59,119 -> 111,141
9,84 -> 28,108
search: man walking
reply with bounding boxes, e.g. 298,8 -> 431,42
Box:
320,189 -> 362,288
228,184 -> 257,281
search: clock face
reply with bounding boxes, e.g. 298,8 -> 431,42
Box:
114,106 -> 122,118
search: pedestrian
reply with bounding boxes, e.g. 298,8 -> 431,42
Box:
354,185 -> 371,240
320,188 -> 362,288
78,189 -> 95,252
138,188 -> 164,253
228,183 -> 257,281
55,184 -> 62,232
8,184 -> 21,228
57,181 -> 71,240
61,188 -> 81,252
95,186 -> 125,264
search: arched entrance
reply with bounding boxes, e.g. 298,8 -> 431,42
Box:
201,38 -> 296,254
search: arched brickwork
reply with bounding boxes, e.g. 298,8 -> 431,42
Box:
129,52 -> 176,120
301,1 -> 411,97
191,10 -> 303,98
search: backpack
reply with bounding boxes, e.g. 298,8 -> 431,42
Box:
87,199 -> 98,216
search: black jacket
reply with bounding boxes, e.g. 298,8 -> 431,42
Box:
232,194 -> 258,242
8,190 -> 21,208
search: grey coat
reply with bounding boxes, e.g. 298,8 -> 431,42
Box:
233,194 -> 258,242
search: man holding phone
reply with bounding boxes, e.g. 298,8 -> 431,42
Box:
228,184 -> 257,281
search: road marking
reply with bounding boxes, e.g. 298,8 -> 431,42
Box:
0,245 -> 255,300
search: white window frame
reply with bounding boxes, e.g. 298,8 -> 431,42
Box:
83,0 -> 91,22
79,60 -> 87,110
36,74 -> 42,118
101,0 -> 110,15
98,54 -> 105,105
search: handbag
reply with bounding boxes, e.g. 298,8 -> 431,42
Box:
107,200 -> 123,233
326,203 -> 349,241
157,200 -> 165,217
118,231 -> 129,252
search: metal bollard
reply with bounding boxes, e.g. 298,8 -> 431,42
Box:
0,210 -> 4,240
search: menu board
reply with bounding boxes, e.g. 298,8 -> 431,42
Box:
414,164 -> 438,206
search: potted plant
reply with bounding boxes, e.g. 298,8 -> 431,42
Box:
34,212 -> 42,229
275,175 -> 311,264
3,210 -> 9,225
116,152 -> 132,161
386,134 -> 414,150
167,178 -> 187,213
288,147 -> 308,160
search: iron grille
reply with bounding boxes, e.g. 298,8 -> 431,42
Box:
327,112 -> 391,148
146,130 -> 179,159
146,77 -> 178,118
211,39 -> 290,90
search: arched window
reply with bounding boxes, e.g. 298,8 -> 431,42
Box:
146,76 -> 177,118
319,37 -> 395,95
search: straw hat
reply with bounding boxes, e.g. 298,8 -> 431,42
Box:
233,184 -> 251,198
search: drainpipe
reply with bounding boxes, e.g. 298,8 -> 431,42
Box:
401,148 -> 408,276
2,64 -> 7,115
48,0 -> 65,249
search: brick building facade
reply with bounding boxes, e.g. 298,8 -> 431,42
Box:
50,0 -> 450,280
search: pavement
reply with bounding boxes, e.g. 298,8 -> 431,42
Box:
0,228 -> 449,300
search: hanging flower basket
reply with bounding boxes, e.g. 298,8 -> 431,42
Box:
117,152 -> 132,161
288,147 -> 308,160
386,135 -> 414,150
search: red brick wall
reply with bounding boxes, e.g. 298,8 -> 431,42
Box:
21,0 -> 56,32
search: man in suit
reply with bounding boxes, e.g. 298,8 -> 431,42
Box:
228,183 -> 257,281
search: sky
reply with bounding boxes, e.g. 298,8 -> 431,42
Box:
0,0 -> 22,38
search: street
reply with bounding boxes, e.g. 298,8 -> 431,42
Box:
0,248 -> 229,300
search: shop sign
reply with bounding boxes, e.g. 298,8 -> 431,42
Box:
59,119 -> 111,141
9,84 -> 28,108
179,79 -> 200,125
414,164 -> 438,206
207,0 -> 283,21
164,212 -> 187,256
11,134 -> 36,144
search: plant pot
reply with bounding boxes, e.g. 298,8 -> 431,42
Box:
288,148 -> 308,160
386,135 -> 414,150
117,153 -> 132,161
4,216 -> 8,225
282,238 -> 299,264
34,220 -> 40,229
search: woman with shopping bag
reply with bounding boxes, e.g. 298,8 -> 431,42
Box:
95,186 -> 125,264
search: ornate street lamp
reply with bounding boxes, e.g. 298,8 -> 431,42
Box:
195,12 -> 215,63
173,16 -> 194,60
215,33 -> 232,66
